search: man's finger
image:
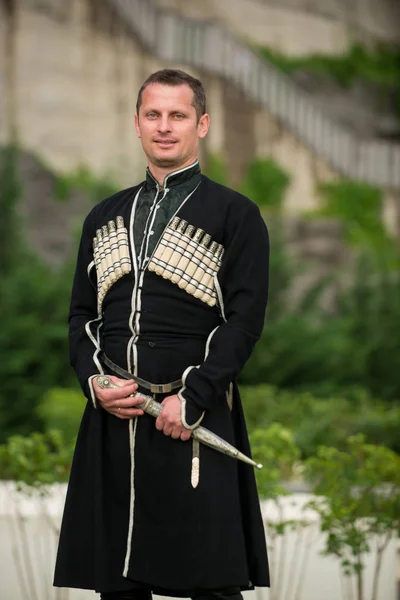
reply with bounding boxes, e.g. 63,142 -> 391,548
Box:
95,382 -> 138,400
113,407 -> 144,419
106,376 -> 137,387
155,416 -> 164,431
110,395 -> 146,409
94,375 -> 137,388
170,427 -> 182,440
100,395 -> 143,410
163,424 -> 173,437
180,429 -> 192,441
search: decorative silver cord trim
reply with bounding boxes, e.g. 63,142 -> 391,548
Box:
124,189 -> 142,574
124,175 -> 203,562
133,269 -> 146,345
138,185 -> 162,266
205,325 -> 219,357
180,396 -> 205,429
163,160 -> 199,186
178,365 -> 205,429
87,374 -> 100,409
87,260 -> 95,278
214,275 -> 227,322
226,382 -> 233,411
82,227 -> 105,406
127,187 -> 142,374
84,317 -> 104,376
178,323 -> 219,428
123,416 -> 138,578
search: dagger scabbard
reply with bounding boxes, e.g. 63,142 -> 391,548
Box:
96,375 -> 262,470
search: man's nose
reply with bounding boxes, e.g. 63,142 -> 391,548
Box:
158,116 -> 171,133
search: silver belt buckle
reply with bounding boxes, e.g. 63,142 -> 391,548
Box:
150,383 -> 172,394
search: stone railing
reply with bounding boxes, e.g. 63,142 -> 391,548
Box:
109,0 -> 400,189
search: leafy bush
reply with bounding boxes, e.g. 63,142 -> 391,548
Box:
0,258 -> 78,442
258,43 -> 400,89
0,145 -> 23,275
2,146 -> 400,448
0,147 -> 86,442
203,153 -> 229,186
242,237 -> 400,402
239,157 -> 290,209
314,180 -> 395,254
0,430 -> 74,487
241,384 -> 400,457
54,164 -> 118,204
305,435 -> 400,600
204,154 -> 290,210
36,387 -> 86,443
250,424 -> 300,499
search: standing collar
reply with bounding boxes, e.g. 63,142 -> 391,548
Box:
145,160 -> 201,190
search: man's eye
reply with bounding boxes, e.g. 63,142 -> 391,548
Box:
147,113 -> 157,118
174,114 -> 184,120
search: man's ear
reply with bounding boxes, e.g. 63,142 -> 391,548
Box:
198,113 -> 210,139
134,113 -> 141,138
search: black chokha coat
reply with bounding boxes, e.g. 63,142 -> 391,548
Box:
54,164 -> 270,596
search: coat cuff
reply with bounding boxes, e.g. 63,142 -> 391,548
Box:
84,374 -> 100,409
178,390 -> 205,429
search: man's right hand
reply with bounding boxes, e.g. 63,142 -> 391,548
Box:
92,376 -> 145,420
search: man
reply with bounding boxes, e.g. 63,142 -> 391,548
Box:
54,69 -> 270,600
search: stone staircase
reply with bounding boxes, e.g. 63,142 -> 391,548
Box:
107,0 -> 400,190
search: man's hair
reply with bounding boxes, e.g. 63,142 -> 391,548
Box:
136,69 -> 207,122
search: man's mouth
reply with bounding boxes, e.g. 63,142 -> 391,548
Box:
154,139 -> 177,147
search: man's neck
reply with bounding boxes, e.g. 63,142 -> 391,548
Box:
148,158 -> 198,188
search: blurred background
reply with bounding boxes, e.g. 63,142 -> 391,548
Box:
0,1 -> 400,599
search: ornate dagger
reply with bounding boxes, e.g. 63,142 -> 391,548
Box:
96,375 -> 262,470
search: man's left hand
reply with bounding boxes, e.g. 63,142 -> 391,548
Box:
155,395 -> 192,441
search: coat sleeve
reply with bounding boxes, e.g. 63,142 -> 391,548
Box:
178,199 -> 269,427
68,210 -> 103,407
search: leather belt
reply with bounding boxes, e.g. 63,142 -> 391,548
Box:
100,352 -> 182,394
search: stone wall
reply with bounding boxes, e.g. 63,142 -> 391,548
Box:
156,0 -> 400,54
254,0 -> 400,45
1,0 -> 399,238
1,0 -> 150,185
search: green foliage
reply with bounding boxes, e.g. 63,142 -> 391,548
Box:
0,145 -> 24,275
0,146 -> 87,442
305,435 -> 400,599
242,233 -> 400,402
258,43 -> 400,89
0,255 -> 78,442
335,254 -> 400,400
203,153 -> 229,186
239,157 -> 290,209
315,180 -> 394,253
250,424 -> 300,499
36,387 -> 85,443
54,164 -> 118,204
0,430 -> 74,489
263,218 -> 298,319
1,145 -> 400,453
241,311 -> 358,390
241,385 -> 400,457
204,154 -> 290,210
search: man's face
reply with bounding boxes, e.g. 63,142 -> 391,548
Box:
135,83 -> 209,172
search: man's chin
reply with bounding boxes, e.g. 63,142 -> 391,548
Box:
151,155 -> 181,168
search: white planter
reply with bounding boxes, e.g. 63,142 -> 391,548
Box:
0,483 -> 397,600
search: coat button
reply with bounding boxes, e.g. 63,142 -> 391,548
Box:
148,341 -> 156,347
